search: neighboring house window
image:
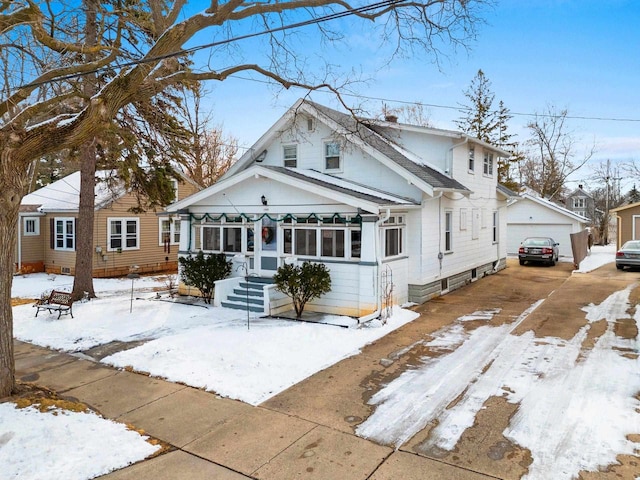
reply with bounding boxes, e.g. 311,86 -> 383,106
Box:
492,211 -> 498,243
108,218 -> 139,251
283,145 -> 297,168
573,197 -> 585,209
445,211 -> 453,252
460,209 -> 467,231
159,217 -> 180,246
468,147 -> 475,172
483,152 -> 494,175
54,218 -> 75,251
383,215 -> 405,258
23,217 -> 40,236
324,142 -> 341,170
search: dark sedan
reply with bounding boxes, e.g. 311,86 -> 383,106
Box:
615,241 -> 640,270
518,237 -> 560,266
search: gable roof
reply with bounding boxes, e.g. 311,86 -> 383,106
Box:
509,192 -> 590,223
225,99 -> 510,195
168,164 -> 419,215
610,201 -> 640,213
21,171 -> 126,213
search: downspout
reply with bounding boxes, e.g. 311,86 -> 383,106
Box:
358,207 -> 391,324
16,214 -> 21,274
447,136 -> 468,175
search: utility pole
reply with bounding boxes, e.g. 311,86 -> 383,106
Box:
604,159 -> 610,245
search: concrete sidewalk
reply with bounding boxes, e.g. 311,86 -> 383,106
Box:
14,340 -> 494,480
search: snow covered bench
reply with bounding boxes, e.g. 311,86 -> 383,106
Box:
34,290 -> 74,319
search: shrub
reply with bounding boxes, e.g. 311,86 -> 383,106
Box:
179,251 -> 231,304
273,261 -> 331,318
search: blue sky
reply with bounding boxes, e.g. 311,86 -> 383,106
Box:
188,0 -> 640,190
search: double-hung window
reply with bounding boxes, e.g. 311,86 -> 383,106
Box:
573,198 -> 585,209
159,216 -> 181,246
383,215 -> 405,258
468,147 -> 475,172
108,218 -> 139,251
483,152 -> 494,176
324,142 -> 341,170
54,218 -> 75,251
445,211 -> 453,252
283,145 -> 297,168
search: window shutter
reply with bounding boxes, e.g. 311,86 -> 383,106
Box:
49,218 -> 54,249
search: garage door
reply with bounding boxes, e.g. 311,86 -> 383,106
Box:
508,224 -> 574,257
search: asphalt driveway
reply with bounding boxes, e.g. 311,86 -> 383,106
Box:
262,259 -> 640,479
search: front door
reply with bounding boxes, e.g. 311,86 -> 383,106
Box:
257,218 -> 279,276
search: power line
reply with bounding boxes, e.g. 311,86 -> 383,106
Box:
226,74 -> 640,123
15,0 -> 407,92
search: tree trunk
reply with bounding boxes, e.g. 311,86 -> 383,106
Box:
72,141 -> 97,301
0,158 -> 28,397
71,0 -> 98,302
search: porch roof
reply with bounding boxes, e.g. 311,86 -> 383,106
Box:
263,166 -> 419,206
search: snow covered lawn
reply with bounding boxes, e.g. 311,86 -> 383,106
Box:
0,402 -> 160,479
12,274 -> 418,405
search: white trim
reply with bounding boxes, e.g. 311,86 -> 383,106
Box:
54,217 -> 75,251
23,217 -> 40,236
159,216 -> 180,246
107,217 -> 140,251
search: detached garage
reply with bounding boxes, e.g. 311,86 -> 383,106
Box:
506,192 -> 590,257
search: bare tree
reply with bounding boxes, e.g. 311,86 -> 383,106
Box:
176,86 -> 238,188
0,0 -> 488,397
520,106 -> 596,201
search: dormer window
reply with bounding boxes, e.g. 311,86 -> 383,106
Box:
283,145 -> 297,168
324,142 -> 341,170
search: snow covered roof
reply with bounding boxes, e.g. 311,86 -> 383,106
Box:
21,171 -> 126,213
510,191 -> 590,223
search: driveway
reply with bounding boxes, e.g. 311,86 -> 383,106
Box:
262,259 -> 640,479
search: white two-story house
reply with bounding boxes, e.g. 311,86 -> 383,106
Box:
168,99 -> 513,321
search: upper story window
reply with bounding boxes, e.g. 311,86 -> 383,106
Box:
108,218 -> 139,251
23,217 -> 40,236
483,152 -> 494,176
468,147 -> 475,172
573,197 -> 586,208
54,218 -> 75,251
283,145 -> 297,168
324,142 -> 341,170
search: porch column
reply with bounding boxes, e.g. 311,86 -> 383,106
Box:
360,214 -> 379,263
178,210 -> 192,252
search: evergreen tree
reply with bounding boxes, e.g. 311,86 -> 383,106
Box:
455,69 -> 498,143
627,184 -> 640,204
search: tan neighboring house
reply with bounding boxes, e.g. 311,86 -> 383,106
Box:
16,170 -> 200,277
610,201 -> 640,247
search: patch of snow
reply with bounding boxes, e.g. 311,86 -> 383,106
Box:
0,403 -> 159,479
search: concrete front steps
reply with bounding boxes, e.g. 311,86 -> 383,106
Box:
221,276 -> 274,313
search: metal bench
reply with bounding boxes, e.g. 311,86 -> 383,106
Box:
34,290 -> 74,319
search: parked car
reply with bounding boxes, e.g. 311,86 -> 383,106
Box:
615,240 -> 640,270
518,237 -> 560,266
